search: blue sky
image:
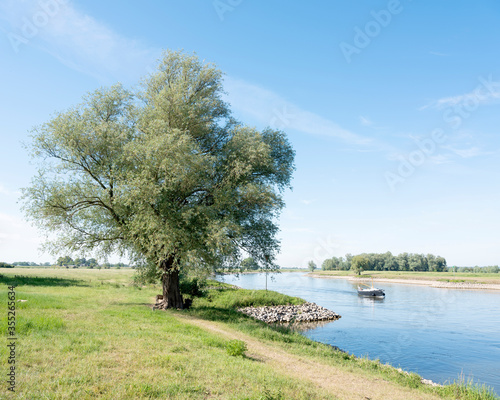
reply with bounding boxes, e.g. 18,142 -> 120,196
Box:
0,0 -> 499,266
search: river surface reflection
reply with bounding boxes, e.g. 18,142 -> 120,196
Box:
219,272 -> 500,394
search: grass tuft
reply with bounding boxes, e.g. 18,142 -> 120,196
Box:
226,339 -> 247,357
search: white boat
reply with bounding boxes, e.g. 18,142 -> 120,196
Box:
357,280 -> 385,297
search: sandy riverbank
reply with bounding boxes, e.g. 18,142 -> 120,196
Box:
310,273 -> 500,291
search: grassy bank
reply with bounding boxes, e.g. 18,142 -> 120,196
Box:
313,270 -> 500,285
0,268 -> 497,399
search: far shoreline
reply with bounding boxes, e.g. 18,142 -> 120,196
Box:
308,272 -> 500,291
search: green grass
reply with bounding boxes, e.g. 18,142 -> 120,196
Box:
0,268 -> 497,400
0,269 -> 333,399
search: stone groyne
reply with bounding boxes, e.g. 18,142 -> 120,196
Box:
238,302 -> 341,324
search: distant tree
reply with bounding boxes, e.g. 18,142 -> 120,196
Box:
13,261 -> 31,266
57,256 -> 74,266
396,253 -> 409,271
351,255 -> 369,276
0,262 -> 14,268
344,253 -> 353,270
308,260 -> 317,272
88,258 -> 98,268
74,257 -> 87,267
322,258 -> 334,271
241,257 -> 259,271
408,254 -> 425,271
383,252 -> 399,271
433,256 -> 446,272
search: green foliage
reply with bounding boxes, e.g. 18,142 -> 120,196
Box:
351,255 -> 369,275
321,256 -> 350,271
179,276 -> 206,297
133,260 -> 162,285
241,257 -> 260,271
322,252 -> 448,273
22,50 -> 295,302
307,260 -> 316,272
57,256 -> 74,266
226,339 -> 247,357
12,261 -> 40,266
0,262 -> 14,268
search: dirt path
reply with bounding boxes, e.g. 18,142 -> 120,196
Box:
177,314 -> 442,400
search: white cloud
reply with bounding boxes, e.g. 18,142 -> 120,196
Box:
428,154 -> 452,165
300,199 -> 315,205
0,0 -> 159,82
224,77 -> 375,147
444,146 -> 493,159
0,1 -> 386,152
359,115 -> 374,127
420,76 -> 500,110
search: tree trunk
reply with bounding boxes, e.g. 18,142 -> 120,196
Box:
159,256 -> 184,309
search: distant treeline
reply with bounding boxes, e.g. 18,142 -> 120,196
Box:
56,256 -> 133,269
11,261 -> 51,266
322,252 -> 447,272
0,257 -> 134,269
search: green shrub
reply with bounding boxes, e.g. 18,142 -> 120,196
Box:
226,339 -> 247,357
180,277 -> 206,297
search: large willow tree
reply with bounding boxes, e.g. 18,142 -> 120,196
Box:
22,51 -> 295,308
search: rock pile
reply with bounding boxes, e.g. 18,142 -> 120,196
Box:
238,302 -> 341,324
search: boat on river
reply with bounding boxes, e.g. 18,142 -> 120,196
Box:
357,280 -> 385,297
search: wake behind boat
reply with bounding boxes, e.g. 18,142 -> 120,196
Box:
357,279 -> 385,297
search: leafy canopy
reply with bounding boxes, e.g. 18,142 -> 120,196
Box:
22,50 -> 295,274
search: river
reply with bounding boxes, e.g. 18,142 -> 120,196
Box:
219,272 -> 500,394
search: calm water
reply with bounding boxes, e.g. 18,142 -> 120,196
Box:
220,272 -> 500,394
